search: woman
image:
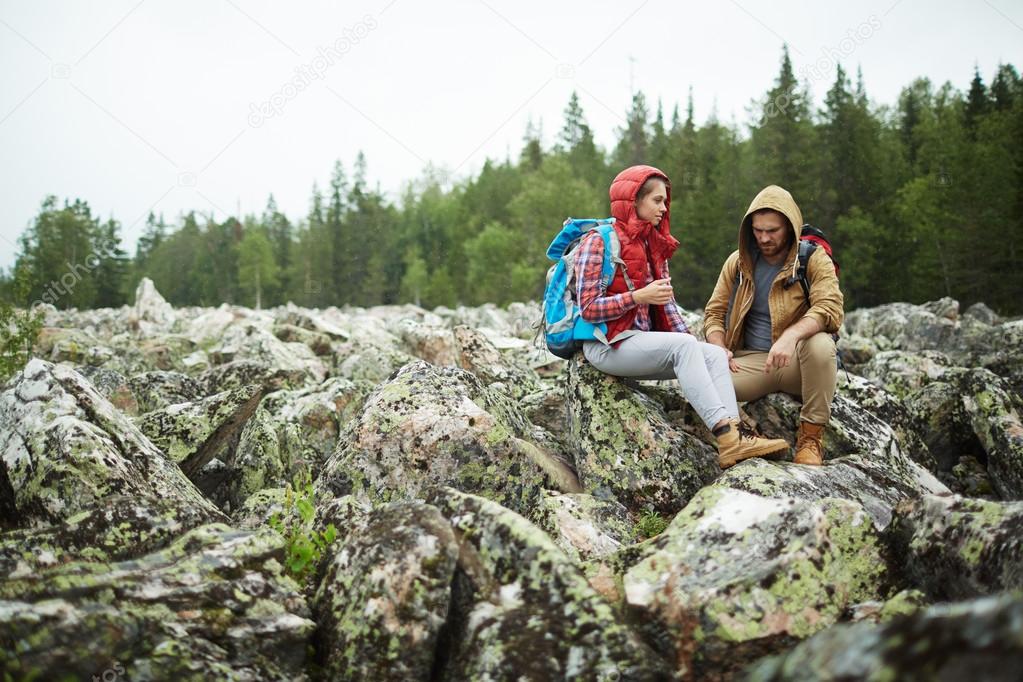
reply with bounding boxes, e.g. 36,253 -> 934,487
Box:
576,165 -> 789,468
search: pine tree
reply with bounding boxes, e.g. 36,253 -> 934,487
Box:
749,45 -> 816,203
614,91 -> 650,168
238,226 -> 279,309
965,66 -> 989,134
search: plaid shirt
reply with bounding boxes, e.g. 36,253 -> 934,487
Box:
575,232 -> 691,334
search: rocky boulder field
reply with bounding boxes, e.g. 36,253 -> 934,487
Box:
2,279 -> 1022,680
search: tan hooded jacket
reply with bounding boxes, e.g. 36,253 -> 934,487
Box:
703,185 -> 844,351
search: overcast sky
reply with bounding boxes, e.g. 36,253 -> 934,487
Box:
2,0 -> 1021,269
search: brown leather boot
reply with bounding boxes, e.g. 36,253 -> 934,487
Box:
794,421 -> 825,465
716,418 -> 790,469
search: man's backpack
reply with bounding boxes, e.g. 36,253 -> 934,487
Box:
783,224 -> 839,303
540,218 -> 629,359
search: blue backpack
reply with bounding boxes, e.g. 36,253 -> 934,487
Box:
540,218 -> 633,359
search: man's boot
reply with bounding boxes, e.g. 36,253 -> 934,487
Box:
794,421 -> 825,465
716,418 -> 790,469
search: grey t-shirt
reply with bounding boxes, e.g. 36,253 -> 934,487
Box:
743,253 -> 785,351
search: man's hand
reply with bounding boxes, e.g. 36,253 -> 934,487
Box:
764,332 -> 797,373
707,330 -> 739,373
633,278 -> 674,305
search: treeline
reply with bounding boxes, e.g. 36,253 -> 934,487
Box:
4,47 -> 1022,314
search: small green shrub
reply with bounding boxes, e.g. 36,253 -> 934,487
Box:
0,267 -> 43,384
634,509 -> 669,540
268,473 -> 337,583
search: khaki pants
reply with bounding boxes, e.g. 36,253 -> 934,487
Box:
732,332 -> 837,425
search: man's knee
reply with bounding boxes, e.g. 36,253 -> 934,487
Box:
798,333 -> 836,366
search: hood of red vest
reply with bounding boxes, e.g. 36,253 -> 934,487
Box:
608,165 -> 679,260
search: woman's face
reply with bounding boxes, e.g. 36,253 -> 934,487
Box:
635,179 -> 668,226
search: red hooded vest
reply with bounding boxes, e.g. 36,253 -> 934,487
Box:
605,165 -> 680,344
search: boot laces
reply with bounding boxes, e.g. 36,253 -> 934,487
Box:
797,431 -> 822,455
737,422 -> 760,443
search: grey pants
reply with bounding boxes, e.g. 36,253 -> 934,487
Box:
582,332 -> 738,430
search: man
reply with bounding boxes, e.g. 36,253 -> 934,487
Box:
703,185 -> 844,465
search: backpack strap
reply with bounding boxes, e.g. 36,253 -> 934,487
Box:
783,240 -> 816,305
597,223 -> 634,292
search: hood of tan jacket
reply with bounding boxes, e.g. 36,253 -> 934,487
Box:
701,184 -> 844,350
738,185 -> 804,279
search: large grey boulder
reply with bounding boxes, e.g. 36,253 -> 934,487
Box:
226,377 -> 375,509
428,487 -> 669,680
127,369 -> 203,413
533,490 -> 637,563
859,349 -> 955,398
130,276 -> 176,331
0,493 -> 211,578
741,392 -> 947,497
905,367 -> 1023,499
714,456 -> 927,530
744,594 -> 1023,682
135,383 -> 264,480
886,494 -> 1023,599
566,360 -> 718,516
316,362 -> 580,519
0,524 -> 315,680
625,487 -> 891,679
312,502 -> 459,681
452,324 -> 543,399
842,299 -> 960,353
0,359 -> 222,528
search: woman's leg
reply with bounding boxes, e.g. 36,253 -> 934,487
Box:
699,342 -> 740,420
583,332 -> 731,430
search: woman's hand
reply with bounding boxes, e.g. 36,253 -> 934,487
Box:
633,278 -> 674,305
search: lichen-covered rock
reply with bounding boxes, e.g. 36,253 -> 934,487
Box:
452,325 -> 543,400
332,340 -> 415,383
35,326 -> 115,366
842,299 -> 960,353
258,377 -> 373,465
835,333 -> 878,367
131,276 -> 176,330
743,594 -> 1023,682
136,383 -> 264,479
743,392 -> 948,496
0,493 -> 211,577
127,370 -> 203,413
0,524 -> 314,680
206,322 -> 327,387
905,367 -> 1023,499
714,456 -> 925,530
232,486 -> 286,529
396,319 -> 458,366
624,488 -> 891,680
75,365 -> 139,415
835,372 -> 938,471
959,370 -> 1023,499
312,501 -> 459,680
566,360 -> 718,516
428,487 -> 669,681
845,588 -> 929,624
272,322 -> 333,355
278,304 -> 351,341
0,359 -> 222,528
886,494 -> 1023,599
534,490 -> 637,563
317,362 -> 580,518
858,349 -> 955,398
521,380 -> 568,435
201,359 -> 306,395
